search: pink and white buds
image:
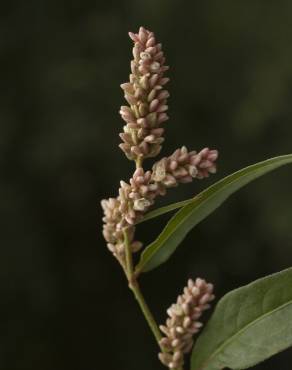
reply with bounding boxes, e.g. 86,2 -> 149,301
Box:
101,28 -> 219,269
158,278 -> 215,369
119,27 -> 170,162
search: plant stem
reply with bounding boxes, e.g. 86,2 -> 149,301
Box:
130,279 -> 163,345
123,229 -> 134,278
135,155 -> 143,169
123,228 -> 163,348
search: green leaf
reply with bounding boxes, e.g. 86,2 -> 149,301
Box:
191,267 -> 292,370
136,154 -> 292,273
136,198 -> 192,224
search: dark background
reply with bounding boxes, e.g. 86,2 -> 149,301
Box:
1,1 -> 292,369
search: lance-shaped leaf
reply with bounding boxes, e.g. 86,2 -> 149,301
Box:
136,154 -> 292,273
191,267 -> 292,370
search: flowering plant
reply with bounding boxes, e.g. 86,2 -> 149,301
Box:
101,27 -> 292,370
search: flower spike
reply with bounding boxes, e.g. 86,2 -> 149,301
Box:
101,27 -> 218,267
158,278 -> 215,369
119,27 -> 170,163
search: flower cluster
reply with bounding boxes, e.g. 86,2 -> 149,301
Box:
152,146 -> 218,186
158,278 -> 215,369
119,26 -> 169,162
101,198 -> 141,263
101,146 -> 218,262
101,26 -> 218,268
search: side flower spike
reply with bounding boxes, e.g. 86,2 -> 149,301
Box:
158,278 -> 215,369
152,146 -> 218,186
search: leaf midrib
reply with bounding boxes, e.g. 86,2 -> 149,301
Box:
197,299 -> 292,370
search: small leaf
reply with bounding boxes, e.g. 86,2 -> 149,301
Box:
191,267 -> 292,370
136,198 -> 192,224
136,154 -> 292,273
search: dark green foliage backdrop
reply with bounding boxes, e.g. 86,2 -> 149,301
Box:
1,1 -> 292,369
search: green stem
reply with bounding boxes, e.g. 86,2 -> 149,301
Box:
135,155 -> 143,169
130,279 -> 163,345
123,229 -> 134,278
123,228 -> 163,348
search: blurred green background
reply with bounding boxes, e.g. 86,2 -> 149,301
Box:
1,1 -> 292,369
